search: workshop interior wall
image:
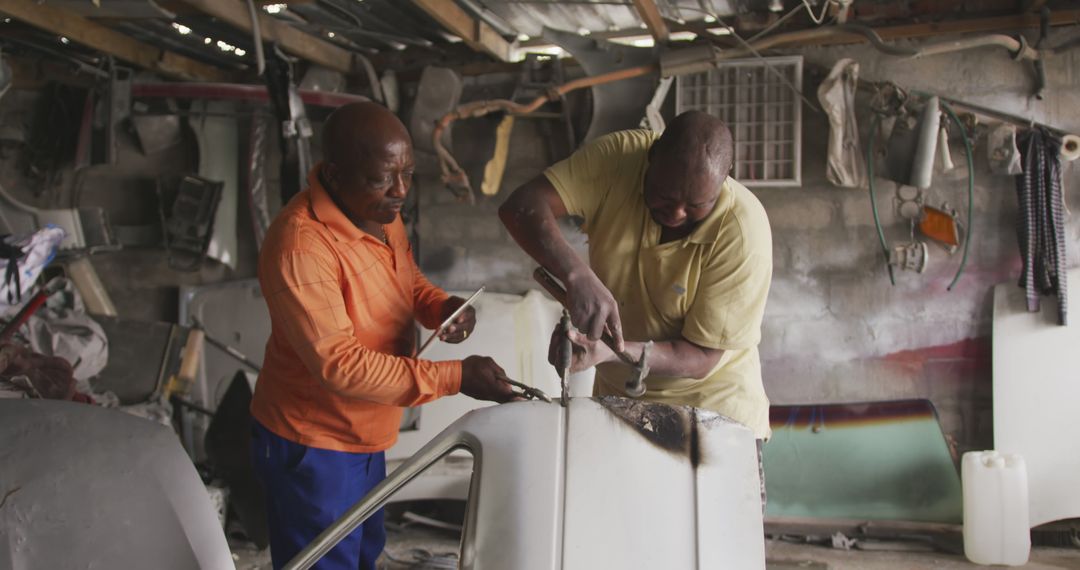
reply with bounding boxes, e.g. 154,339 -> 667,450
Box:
418,40 -> 1080,455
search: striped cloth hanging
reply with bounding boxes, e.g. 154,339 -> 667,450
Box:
1015,129 -> 1067,325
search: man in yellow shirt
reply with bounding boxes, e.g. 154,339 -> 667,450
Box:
499,110 -> 772,439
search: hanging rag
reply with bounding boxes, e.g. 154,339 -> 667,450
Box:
1015,129 -> 1067,325
817,58 -> 866,188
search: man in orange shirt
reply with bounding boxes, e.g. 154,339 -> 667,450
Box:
249,102 -> 515,569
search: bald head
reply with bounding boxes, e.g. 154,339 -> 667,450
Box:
643,111 -> 734,230
652,110 -> 733,181
320,102 -> 415,228
322,101 -> 412,168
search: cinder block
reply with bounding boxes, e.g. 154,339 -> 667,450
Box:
785,228 -> 883,273
840,192 -> 883,228
764,275 -> 829,319
826,273 -> 903,317
762,197 -> 834,231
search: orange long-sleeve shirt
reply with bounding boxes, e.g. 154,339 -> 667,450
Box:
250,166 -> 462,453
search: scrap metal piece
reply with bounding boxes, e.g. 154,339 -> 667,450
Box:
0,182 -> 114,251
189,100 -> 240,268
543,26 -> 658,142
160,175 -> 224,271
410,67 -> 463,155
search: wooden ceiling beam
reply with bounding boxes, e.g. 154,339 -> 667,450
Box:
631,0 -> 670,43
409,0 -> 511,62
0,0 -> 231,81
175,0 -> 354,73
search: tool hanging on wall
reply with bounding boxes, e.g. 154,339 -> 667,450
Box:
867,85 -> 975,290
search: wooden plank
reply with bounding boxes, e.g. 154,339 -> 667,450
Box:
0,0 -> 230,81
631,0 -> 670,43
176,0 -> 354,72
410,0 -> 510,62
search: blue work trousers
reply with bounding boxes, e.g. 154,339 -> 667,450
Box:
250,420 -> 387,570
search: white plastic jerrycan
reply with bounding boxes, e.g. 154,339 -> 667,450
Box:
962,450 -> 1030,566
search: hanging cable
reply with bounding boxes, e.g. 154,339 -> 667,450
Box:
866,114 -> 896,285
941,102 -> 974,292
681,5 -> 823,114
748,3 -> 809,43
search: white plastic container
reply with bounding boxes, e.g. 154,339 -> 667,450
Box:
962,450 -> 1031,566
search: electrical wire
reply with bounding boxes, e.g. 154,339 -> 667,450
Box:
941,101 -> 974,291
680,5 -> 823,114
866,113 -> 896,285
748,3 -> 809,43
802,0 -> 836,25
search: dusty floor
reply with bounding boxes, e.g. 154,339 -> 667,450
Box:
231,526 -> 1080,569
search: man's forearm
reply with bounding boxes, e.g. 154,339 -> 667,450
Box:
618,339 -> 724,380
498,180 -> 588,283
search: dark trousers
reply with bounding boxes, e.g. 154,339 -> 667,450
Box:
250,420 -> 387,570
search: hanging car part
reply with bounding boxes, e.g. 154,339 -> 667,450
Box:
909,96 -> 941,190
0,182 -> 113,251
889,241 -> 929,274
160,175 -> 224,272
988,123 -> 1024,175
264,45 -> 313,204
894,185 -> 924,221
432,63 -> 656,200
884,97 -> 939,189
919,205 -> 961,251
642,77 -> 674,132
868,94 -> 974,290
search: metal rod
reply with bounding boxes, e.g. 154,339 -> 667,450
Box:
416,285 -> 485,358
284,434 -> 478,569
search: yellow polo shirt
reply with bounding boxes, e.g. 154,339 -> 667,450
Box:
545,129 -> 773,439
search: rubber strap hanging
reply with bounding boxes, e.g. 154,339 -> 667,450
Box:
866,114 -> 896,285
941,102 -> 974,291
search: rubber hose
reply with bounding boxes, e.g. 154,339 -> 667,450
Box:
941,102 -> 974,291
867,114 -> 897,285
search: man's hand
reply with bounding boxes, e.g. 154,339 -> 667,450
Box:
548,328 -> 615,373
564,270 -> 624,352
438,296 -> 476,344
460,356 -> 519,403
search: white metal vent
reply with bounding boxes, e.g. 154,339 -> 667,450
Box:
676,56 -> 803,187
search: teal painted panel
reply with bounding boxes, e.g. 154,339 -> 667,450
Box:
763,399 -> 963,523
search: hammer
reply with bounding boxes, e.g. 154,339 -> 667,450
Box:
533,267 -> 650,397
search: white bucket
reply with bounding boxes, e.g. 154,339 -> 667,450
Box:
962,450 -> 1031,566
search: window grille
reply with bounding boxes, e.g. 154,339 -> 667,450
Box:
676,56 -> 803,187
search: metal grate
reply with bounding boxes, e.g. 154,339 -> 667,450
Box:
676,56 -> 803,187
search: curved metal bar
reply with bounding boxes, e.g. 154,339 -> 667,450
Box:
283,432 -> 482,570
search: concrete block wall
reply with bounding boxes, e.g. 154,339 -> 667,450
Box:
417,37 -> 1080,455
